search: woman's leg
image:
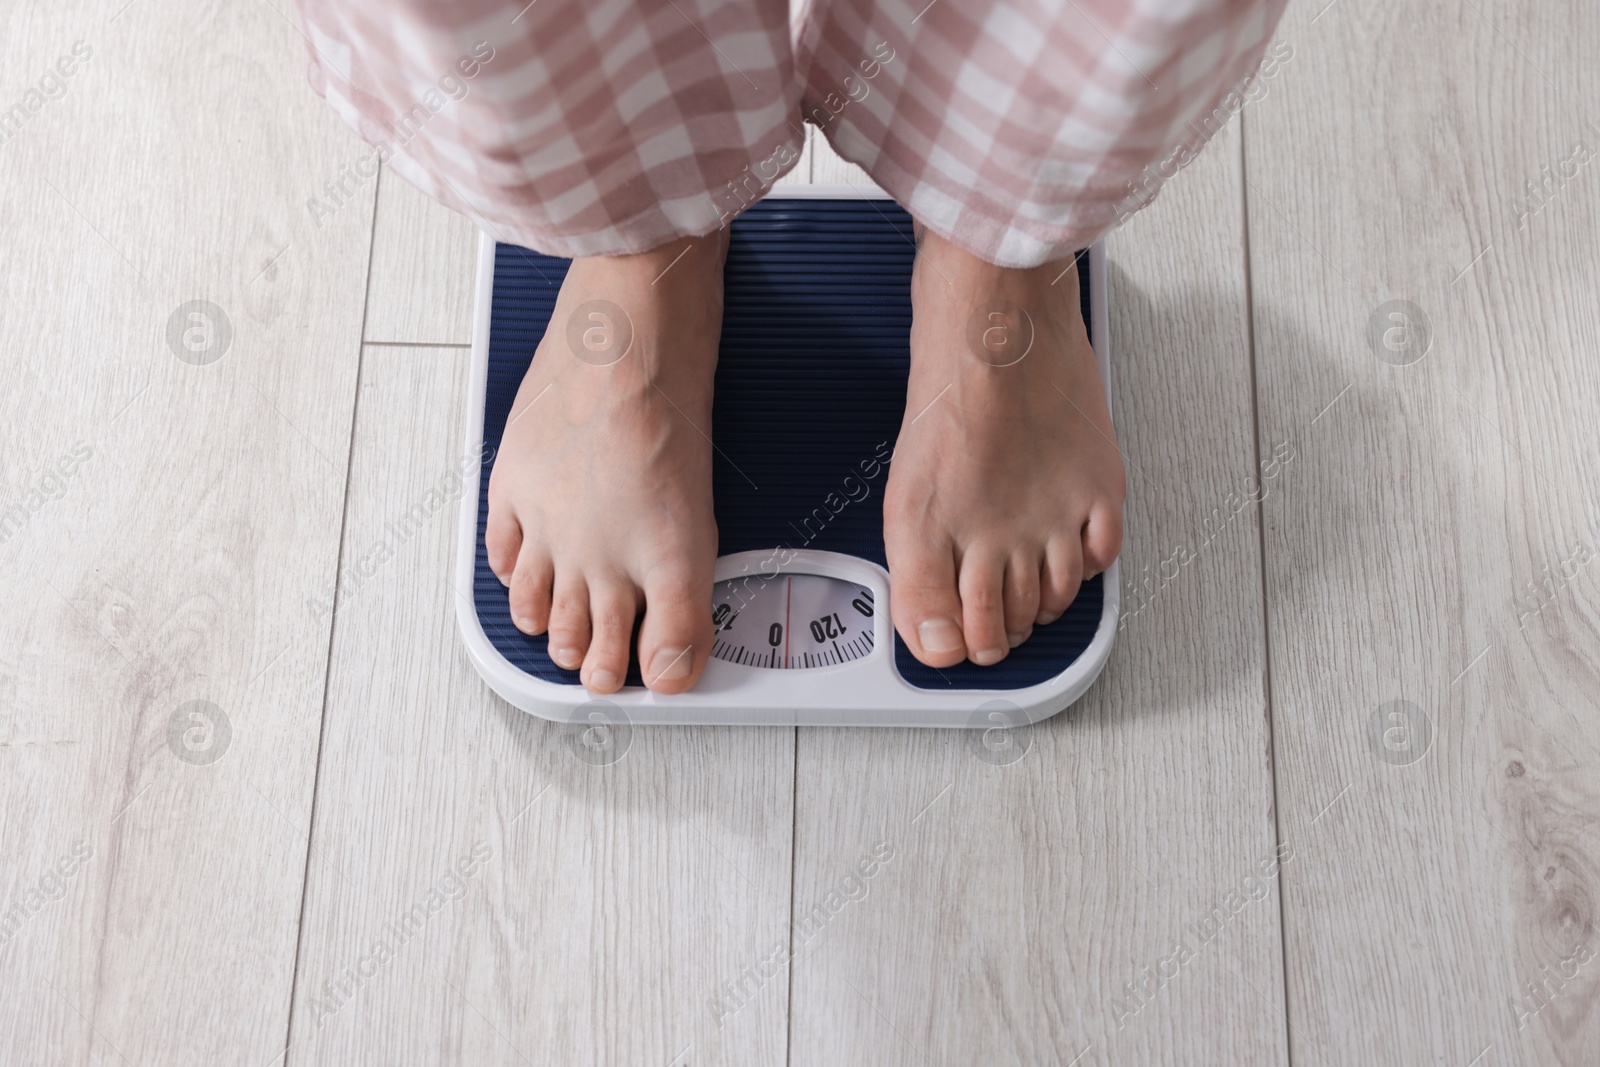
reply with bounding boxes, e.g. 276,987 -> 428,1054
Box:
298,0 -> 804,693
298,0 -> 803,255
798,0 -> 1288,666
797,0 -> 1288,264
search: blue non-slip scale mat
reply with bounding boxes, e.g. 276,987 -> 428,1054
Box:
463,196 -> 1112,725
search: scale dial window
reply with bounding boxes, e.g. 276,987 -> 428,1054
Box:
709,574 -> 876,669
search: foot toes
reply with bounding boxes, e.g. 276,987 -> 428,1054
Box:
1003,550 -> 1042,649
638,570 -> 713,695
957,549 -> 1011,666
581,578 -> 638,694
887,539 -> 967,668
1082,502 -> 1124,578
1038,537 -> 1084,625
507,544 -> 554,635
546,572 -> 592,672
485,500 -> 522,586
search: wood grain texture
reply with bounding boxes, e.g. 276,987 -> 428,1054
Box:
785,128 -> 1288,1065
1245,2 -> 1600,1063
285,345 -> 796,1066
363,167 -> 478,346
0,1 -> 374,1063
809,129 -> 881,190
10,1 -> 1596,1062
774,120 -> 816,185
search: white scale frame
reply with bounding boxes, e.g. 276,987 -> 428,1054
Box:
455,185 -> 1119,728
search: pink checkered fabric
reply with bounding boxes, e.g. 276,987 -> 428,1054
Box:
296,0 -> 1287,266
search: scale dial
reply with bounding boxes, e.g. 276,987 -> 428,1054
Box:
709,573 -> 876,669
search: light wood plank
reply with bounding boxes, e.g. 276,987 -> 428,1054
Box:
809,129 -> 880,189
774,120 -> 817,185
787,125 -> 1288,1064
1245,2 -> 1600,1063
0,1 -> 375,1062
364,167 -> 478,346
286,344 -> 795,1065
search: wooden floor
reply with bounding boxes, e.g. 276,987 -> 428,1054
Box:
3,1 -> 1597,1063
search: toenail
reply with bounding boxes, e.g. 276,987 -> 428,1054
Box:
1008,632 -> 1026,648
550,647 -> 580,669
648,647 -> 693,684
588,668 -> 620,692
918,619 -> 964,654
1037,612 -> 1061,626
514,615 -> 534,633
971,647 -> 1006,666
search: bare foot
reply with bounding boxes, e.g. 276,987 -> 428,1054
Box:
485,231 -> 726,695
884,226 -> 1126,668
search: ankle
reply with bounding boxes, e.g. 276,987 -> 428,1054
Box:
913,222 -> 1074,294
554,232 -> 725,395
594,229 -> 727,282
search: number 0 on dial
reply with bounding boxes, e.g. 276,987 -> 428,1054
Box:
709,574 -> 876,669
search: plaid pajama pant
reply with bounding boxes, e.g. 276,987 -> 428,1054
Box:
297,0 -> 1287,267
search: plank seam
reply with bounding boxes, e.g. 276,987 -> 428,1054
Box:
363,341 -> 474,349
1238,111 -> 1296,1067
277,158 -> 385,1067
784,728 -> 799,1067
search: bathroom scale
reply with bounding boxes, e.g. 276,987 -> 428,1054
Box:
455,186 -> 1119,728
